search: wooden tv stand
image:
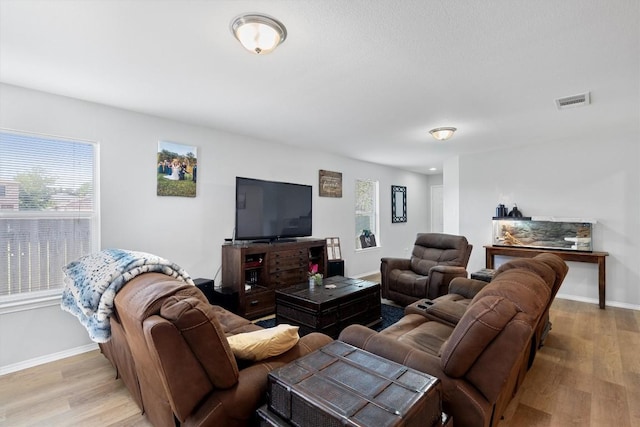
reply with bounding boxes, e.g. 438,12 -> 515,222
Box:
221,239 -> 327,319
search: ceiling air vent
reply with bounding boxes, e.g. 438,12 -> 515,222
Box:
555,92 -> 591,110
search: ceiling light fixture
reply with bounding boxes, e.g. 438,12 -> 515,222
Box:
429,127 -> 457,141
231,13 -> 287,54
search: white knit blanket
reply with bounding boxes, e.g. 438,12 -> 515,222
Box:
60,248 -> 194,343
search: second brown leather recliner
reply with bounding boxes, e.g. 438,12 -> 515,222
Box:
381,233 -> 472,305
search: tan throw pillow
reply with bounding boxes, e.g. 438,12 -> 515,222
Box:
226,324 -> 300,361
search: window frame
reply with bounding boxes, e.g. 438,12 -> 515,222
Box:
354,178 -> 380,250
0,128 -> 100,308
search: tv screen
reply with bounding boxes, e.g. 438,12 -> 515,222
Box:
235,177 -> 312,241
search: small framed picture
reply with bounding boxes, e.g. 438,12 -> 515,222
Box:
326,237 -> 342,260
359,233 -> 377,249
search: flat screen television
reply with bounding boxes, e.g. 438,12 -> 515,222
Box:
235,177 -> 312,241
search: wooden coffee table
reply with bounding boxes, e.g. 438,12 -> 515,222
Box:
275,276 -> 381,338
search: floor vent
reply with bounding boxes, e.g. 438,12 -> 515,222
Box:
555,92 -> 591,109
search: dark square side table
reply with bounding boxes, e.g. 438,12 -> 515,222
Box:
470,268 -> 496,282
261,341 -> 449,427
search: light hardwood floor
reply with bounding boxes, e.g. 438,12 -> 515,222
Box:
1,298 -> 638,426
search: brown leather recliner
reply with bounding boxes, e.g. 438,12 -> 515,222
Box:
340,256 -> 561,427
492,253 -> 568,353
99,272 -> 332,427
408,253 -> 568,355
381,233 -> 472,305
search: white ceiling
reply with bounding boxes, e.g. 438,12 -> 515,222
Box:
1,0 -> 638,174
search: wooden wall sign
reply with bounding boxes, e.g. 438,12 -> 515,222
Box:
319,170 -> 342,198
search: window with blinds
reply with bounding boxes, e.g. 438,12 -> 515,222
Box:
0,130 -> 99,300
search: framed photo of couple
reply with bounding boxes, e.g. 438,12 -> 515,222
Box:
157,140 -> 198,197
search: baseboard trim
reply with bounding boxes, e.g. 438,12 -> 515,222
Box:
0,343 -> 99,376
355,271 -> 380,280
555,294 -> 640,311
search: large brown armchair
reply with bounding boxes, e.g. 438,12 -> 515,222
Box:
381,233 -> 472,305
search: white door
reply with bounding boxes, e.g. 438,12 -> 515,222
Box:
431,185 -> 443,232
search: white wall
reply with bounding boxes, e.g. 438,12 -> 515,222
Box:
427,174 -> 443,232
6,82 -> 636,372
455,131 -> 640,309
442,157 -> 460,234
0,83 -> 431,371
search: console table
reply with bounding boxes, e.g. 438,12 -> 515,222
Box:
484,245 -> 609,309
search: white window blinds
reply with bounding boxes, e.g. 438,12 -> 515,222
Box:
0,130 -> 99,298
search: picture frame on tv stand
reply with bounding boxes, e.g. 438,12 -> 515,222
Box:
326,237 -> 341,260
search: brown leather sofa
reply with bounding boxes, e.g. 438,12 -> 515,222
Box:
408,253 -> 568,359
99,272 -> 332,427
339,255 -> 567,427
381,233 -> 472,306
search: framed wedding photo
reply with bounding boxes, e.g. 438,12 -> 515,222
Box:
157,140 -> 198,197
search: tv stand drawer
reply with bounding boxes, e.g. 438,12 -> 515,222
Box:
243,290 -> 275,319
269,250 -> 308,270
